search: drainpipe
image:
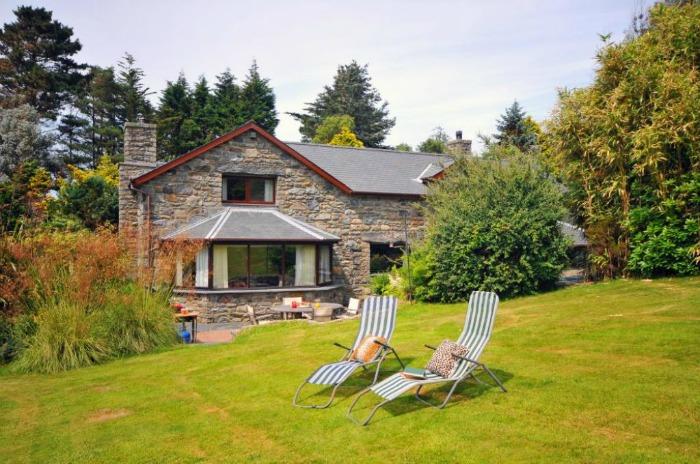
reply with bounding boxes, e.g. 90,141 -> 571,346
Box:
129,182 -> 153,268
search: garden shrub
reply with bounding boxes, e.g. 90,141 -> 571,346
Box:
13,300 -> 109,374
626,172 -> 700,277
96,284 -> 177,357
0,229 -> 182,371
421,153 -> 569,301
369,273 -> 391,295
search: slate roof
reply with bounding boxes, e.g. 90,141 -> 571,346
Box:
162,207 -> 339,242
286,142 -> 453,196
131,121 -> 452,196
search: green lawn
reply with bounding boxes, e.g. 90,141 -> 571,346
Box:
1,278 -> 699,463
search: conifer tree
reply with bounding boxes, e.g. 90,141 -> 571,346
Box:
212,69 -> 241,135
156,74 -> 194,159
239,61 -> 279,133
117,53 -> 154,122
0,6 -> 86,119
289,61 -> 395,147
493,101 -> 538,152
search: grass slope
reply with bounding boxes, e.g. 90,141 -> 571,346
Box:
1,278 -> 699,463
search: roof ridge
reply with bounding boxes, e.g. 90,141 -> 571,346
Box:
284,141 -> 453,159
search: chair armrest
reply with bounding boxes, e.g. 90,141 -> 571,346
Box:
333,342 -> 352,352
451,353 -> 483,367
373,340 -> 390,349
425,344 -> 437,351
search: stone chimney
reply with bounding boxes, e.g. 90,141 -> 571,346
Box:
119,122 -> 157,263
446,130 -> 472,156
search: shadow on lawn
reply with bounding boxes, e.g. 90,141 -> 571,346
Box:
295,362 -> 514,422
349,368 -> 514,425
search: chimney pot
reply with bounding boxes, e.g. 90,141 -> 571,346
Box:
456,130 -> 463,140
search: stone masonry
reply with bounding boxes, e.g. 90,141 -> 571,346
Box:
120,124 -> 426,321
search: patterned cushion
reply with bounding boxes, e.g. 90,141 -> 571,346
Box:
350,336 -> 387,363
425,340 -> 469,378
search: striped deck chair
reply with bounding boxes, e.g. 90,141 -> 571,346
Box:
347,291 -> 506,425
293,296 -> 405,409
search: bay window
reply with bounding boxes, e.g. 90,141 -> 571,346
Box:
185,243 -> 332,290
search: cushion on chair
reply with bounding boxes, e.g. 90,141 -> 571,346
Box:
425,340 -> 469,378
350,336 -> 387,363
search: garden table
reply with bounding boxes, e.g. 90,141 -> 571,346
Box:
271,303 -> 343,321
174,311 -> 199,343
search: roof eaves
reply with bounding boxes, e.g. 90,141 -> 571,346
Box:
130,121 -> 354,195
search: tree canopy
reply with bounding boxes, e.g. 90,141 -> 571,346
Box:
289,61 -> 395,147
0,6 -> 86,119
543,2 -> 700,278
493,101 -> 539,152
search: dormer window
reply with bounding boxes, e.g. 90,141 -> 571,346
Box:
223,175 -> 275,204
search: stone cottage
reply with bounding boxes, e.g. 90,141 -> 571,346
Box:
118,121 -> 455,321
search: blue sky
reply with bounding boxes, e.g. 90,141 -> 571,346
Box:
2,0 -> 640,150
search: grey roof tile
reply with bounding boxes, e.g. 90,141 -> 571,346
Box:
162,207 -> 339,242
286,142 -> 453,195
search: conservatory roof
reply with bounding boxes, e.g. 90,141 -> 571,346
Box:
161,207 -> 340,242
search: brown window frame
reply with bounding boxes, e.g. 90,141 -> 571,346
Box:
222,175 -> 276,205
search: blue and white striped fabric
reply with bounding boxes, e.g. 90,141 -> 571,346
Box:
371,291 -> 499,400
307,296 -> 398,386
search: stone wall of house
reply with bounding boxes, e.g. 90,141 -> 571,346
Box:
171,286 -> 345,323
120,127 -> 425,321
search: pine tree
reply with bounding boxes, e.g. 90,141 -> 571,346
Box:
190,76 -> 216,147
493,101 -> 538,152
212,69 -> 241,135
71,66 -> 122,166
289,61 -> 395,147
239,61 -> 279,133
0,6 -> 86,119
156,73 -> 195,159
117,53 -> 154,122
56,110 -> 91,166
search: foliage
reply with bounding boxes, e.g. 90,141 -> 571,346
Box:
421,152 -> 569,301
57,175 -> 118,229
0,6 -> 86,119
369,273 -> 391,295
543,2 -> 700,278
156,63 -> 278,160
418,127 -> 449,154
395,143 -> 412,152
0,229 -> 180,370
329,126 -> 364,147
0,105 -> 53,176
13,300 -> 109,374
626,172 -> 700,276
289,61 -> 395,147
312,114 -> 356,144
0,160 -> 53,231
238,61 -> 279,133
95,284 -> 176,357
492,101 -> 539,152
117,52 -> 154,123
65,65 -> 123,167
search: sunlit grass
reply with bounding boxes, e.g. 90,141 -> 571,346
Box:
1,277 -> 699,463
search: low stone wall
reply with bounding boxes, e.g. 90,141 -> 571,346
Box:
171,286 -> 345,323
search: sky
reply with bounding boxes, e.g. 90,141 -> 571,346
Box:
2,0 -> 641,151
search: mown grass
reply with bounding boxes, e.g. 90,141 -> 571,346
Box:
1,277 -> 699,463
